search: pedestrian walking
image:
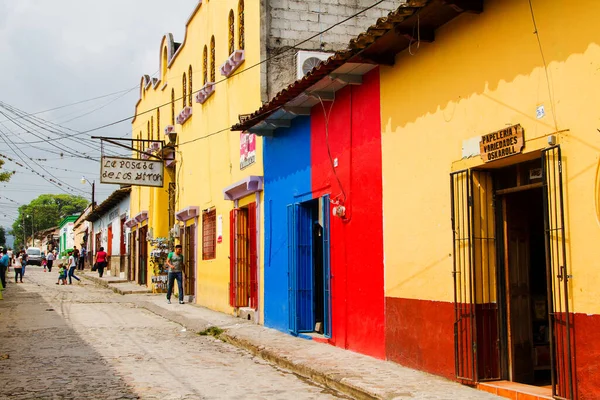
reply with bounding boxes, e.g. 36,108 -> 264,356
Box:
165,244 -> 185,304
72,245 -> 80,268
78,245 -> 86,270
7,248 -> 13,265
13,253 -> 23,283
0,249 -> 9,289
20,249 -> 27,277
94,247 -> 108,278
46,250 -> 54,272
67,251 -> 80,284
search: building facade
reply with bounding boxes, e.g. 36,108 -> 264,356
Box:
129,0 -> 398,321
238,0 -> 600,398
58,215 -> 78,257
87,188 -> 131,278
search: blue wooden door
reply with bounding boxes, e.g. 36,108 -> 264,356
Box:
287,204 -> 298,334
296,203 -> 314,332
322,195 -> 332,338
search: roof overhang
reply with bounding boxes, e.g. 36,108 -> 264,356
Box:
223,176 -> 263,201
176,206 -> 200,222
86,187 -> 131,222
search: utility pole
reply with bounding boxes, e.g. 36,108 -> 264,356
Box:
31,210 -> 34,247
22,214 -> 25,248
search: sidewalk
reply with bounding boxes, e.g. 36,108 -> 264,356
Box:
81,272 -> 151,295
113,293 -> 501,400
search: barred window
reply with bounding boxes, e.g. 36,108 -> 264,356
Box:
171,89 -> 175,124
203,46 -> 208,85
188,65 -> 193,105
210,36 -> 216,83
182,73 -> 187,107
228,10 -> 235,55
156,108 -> 160,138
147,121 -> 150,140
150,116 -> 154,141
202,209 -> 216,260
238,0 -> 244,50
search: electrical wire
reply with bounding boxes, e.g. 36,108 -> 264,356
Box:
14,0 -> 391,142
528,0 -> 559,132
317,93 -> 347,203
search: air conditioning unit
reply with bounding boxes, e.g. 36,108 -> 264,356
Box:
296,51 -> 332,79
170,224 -> 180,239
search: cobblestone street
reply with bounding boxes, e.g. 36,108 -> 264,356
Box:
0,267 -> 347,400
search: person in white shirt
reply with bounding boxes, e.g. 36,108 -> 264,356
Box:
67,251 -> 80,285
46,251 -> 55,272
13,254 -> 23,283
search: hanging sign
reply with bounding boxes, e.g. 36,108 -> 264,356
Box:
480,124 -> 524,163
100,156 -> 164,187
240,132 -> 256,169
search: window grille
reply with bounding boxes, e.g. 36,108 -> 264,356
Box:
238,0 -> 245,50
202,209 -> 216,260
182,73 -> 187,107
210,36 -> 216,83
147,121 -> 150,140
171,89 -> 175,124
150,116 -> 153,141
188,65 -> 193,105
156,108 -> 160,138
228,10 -> 235,55
203,46 -> 208,85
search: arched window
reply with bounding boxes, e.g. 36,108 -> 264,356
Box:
238,0 -> 245,50
162,47 -> 168,81
203,46 -> 208,85
210,36 -> 216,83
150,116 -> 154,141
156,108 -> 160,138
171,89 -> 175,124
228,10 -> 235,56
182,73 -> 187,107
188,65 -> 193,105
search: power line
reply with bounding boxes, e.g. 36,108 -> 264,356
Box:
19,0 -> 391,142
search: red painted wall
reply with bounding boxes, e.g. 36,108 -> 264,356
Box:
310,69 -> 385,359
574,313 -> 600,400
386,297 -> 456,379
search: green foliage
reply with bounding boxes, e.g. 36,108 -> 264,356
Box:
0,227 -> 6,247
0,159 -> 14,182
11,194 -> 89,248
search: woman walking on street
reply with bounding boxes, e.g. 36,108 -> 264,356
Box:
46,250 -> 54,272
95,247 -> 108,278
13,253 -> 23,283
67,251 -> 80,284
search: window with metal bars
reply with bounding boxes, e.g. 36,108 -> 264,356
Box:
238,0 -> 244,50
182,73 -> 187,107
228,10 -> 235,56
210,36 -> 216,83
203,46 -> 208,85
171,89 -> 175,124
150,116 -> 153,141
156,108 -> 160,138
188,65 -> 193,105
202,209 -> 216,260
147,121 -> 150,140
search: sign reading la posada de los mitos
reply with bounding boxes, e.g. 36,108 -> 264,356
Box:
479,124 -> 524,163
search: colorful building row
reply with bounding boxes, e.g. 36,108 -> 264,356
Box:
126,0 -> 600,398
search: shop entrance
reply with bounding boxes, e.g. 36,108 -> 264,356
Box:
184,224 -> 196,298
287,196 -> 331,338
451,146 -> 574,399
138,225 -> 147,285
500,186 -> 550,385
229,202 -> 258,309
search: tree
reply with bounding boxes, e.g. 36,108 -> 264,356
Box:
0,227 -> 6,247
11,194 -> 89,248
0,158 -> 14,182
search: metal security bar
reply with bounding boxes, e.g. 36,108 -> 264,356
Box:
451,169 -> 477,381
542,146 -> 574,400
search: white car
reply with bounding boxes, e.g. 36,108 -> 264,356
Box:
26,247 -> 43,266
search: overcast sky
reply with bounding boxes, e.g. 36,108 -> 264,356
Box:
0,0 -> 197,233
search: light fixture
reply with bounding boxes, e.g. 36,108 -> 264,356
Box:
80,176 -> 87,185
167,131 -> 177,145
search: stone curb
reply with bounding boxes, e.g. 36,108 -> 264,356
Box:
81,274 -> 150,296
219,332 -> 378,400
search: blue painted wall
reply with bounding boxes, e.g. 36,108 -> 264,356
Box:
263,116 -> 312,332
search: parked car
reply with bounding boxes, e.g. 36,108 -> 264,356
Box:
26,247 -> 43,266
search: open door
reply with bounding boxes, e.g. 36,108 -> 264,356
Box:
322,195 -> 332,338
451,169 -> 500,382
287,204 -> 298,335
542,146 -> 574,399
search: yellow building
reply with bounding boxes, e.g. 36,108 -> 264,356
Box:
127,0 -> 399,322
369,0 -> 600,398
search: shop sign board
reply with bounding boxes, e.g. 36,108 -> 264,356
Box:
480,124 -> 524,163
101,156 -> 164,187
240,132 -> 256,169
